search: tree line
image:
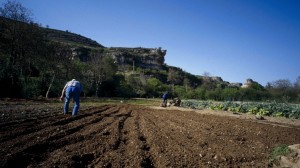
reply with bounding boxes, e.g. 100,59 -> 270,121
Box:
0,1 -> 299,103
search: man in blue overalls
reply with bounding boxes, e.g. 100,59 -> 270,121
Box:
162,92 -> 168,107
60,79 -> 83,116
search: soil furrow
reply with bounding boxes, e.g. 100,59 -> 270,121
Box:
1,104 -> 299,167
1,106 -> 120,167
93,107 -> 133,167
0,106 -> 113,144
38,115 -> 121,167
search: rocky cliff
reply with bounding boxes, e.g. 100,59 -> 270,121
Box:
104,47 -> 167,70
43,24 -> 255,87
43,27 -> 167,70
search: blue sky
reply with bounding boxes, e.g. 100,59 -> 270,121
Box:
19,0 -> 300,85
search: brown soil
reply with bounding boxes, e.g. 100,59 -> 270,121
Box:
1,103 -> 299,167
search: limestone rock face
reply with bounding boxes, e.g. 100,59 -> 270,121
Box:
201,76 -> 223,83
242,78 -> 256,88
43,24 -> 167,70
69,46 -> 167,70
228,82 -> 243,88
106,47 -> 167,70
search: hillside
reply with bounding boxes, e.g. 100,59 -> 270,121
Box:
43,28 -> 104,48
36,20 -> 264,89
1,15 -> 278,100
37,23 -> 238,87
40,23 -> 167,71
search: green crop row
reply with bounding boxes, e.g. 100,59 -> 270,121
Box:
180,100 -> 300,119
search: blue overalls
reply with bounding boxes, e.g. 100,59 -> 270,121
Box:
162,92 -> 168,104
64,80 -> 82,115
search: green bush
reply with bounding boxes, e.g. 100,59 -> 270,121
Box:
21,77 -> 43,98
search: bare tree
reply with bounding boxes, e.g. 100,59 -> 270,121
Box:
44,44 -> 73,98
203,71 -> 211,77
0,0 -> 39,74
89,50 -> 117,97
0,1 -> 39,97
45,74 -> 55,98
271,79 -> 292,90
0,0 -> 33,23
90,50 -> 104,97
295,76 -> 300,102
295,76 -> 300,89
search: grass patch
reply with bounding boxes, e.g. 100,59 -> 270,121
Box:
81,97 -> 161,106
269,144 -> 292,165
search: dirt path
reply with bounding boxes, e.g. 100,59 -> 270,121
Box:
1,104 -> 299,167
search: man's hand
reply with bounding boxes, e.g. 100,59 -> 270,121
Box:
60,96 -> 63,102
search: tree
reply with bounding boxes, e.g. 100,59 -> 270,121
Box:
221,88 -> 240,101
174,85 -> 186,98
266,82 -> 272,89
183,77 -> 191,92
43,43 -> 72,98
296,76 -> 300,102
167,67 -> 183,95
146,77 -> 168,98
0,0 -> 35,72
88,50 -> 117,97
167,68 -> 183,85
203,71 -> 211,77
0,0 -> 32,23
295,76 -> 300,89
0,1 -> 44,97
271,79 -> 292,90
194,87 -> 206,100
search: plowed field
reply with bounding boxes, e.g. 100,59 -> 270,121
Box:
1,102 -> 300,167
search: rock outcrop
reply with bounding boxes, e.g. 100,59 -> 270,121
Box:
105,47 -> 167,70
42,24 -> 167,70
242,79 -> 255,88
228,82 -> 243,88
